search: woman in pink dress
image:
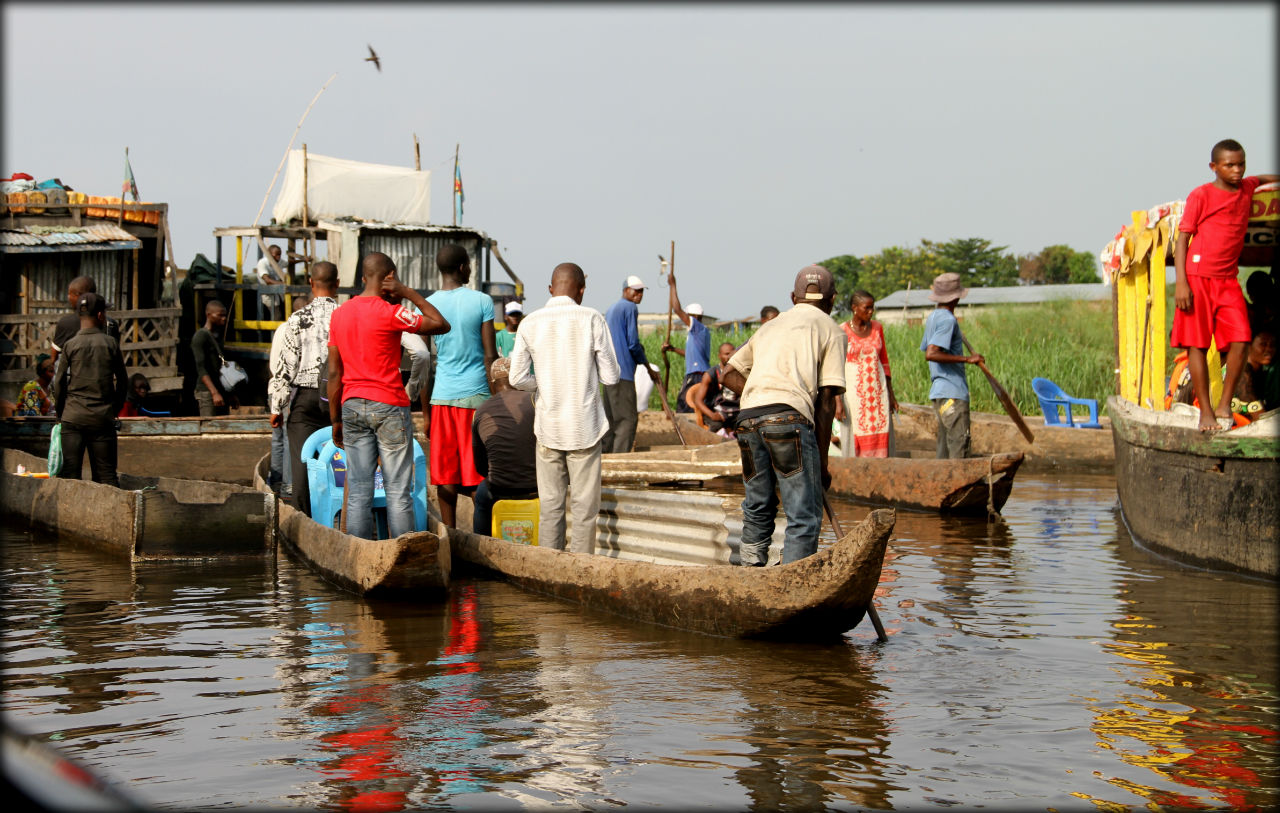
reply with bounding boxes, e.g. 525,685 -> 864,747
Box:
835,290 -> 898,457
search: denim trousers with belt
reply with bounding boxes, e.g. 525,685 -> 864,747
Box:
735,409 -> 823,565
341,398 -> 415,540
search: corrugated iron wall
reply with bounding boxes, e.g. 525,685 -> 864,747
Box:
359,233 -> 486,291
18,252 -> 123,314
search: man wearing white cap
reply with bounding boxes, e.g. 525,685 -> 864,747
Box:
721,265 -> 846,566
662,269 -> 712,413
496,300 -> 523,358
602,275 -> 660,453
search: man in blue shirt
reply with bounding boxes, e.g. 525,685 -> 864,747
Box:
426,244 -> 497,527
919,272 -> 984,459
603,275 -> 659,453
662,269 -> 712,413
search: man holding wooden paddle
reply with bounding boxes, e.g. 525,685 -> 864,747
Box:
920,272 -> 984,459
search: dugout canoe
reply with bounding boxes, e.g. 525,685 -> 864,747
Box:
602,443 -> 1023,515
252,455 -> 450,598
2,447 -> 275,558
434,507 -> 893,640
1109,396 -> 1279,580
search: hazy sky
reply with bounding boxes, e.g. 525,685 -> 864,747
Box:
5,3 -> 1275,318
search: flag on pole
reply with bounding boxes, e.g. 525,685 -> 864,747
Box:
122,148 -> 140,202
453,150 -> 464,224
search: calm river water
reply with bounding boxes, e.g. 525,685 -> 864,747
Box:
2,473 -> 1276,810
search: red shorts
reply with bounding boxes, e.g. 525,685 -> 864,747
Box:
1170,274 -> 1251,350
429,404 -> 483,487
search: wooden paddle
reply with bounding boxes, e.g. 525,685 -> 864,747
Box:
960,336 -> 1035,445
822,495 -> 887,642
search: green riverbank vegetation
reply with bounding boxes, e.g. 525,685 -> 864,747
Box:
642,298 -> 1117,417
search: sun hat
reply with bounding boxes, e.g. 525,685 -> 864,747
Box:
686,303 -> 704,317
928,272 -> 968,303
625,275 -> 647,290
504,300 -> 523,315
792,265 -> 835,301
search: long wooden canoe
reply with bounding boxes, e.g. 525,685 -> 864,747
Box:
435,507 -> 894,640
602,443 -> 1023,514
252,455 -> 450,598
2,447 -> 274,558
1110,396 -> 1279,580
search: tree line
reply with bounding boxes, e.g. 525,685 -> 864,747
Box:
821,238 -> 1099,316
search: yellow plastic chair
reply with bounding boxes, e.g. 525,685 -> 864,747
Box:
491,498 -> 540,546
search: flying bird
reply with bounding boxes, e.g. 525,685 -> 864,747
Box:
365,44 -> 381,72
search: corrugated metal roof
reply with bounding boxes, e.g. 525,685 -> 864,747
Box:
877,283 -> 1110,309
0,223 -> 141,248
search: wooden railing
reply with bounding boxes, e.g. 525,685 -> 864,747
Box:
0,307 -> 181,383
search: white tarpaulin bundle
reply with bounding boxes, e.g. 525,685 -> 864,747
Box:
272,151 -> 430,225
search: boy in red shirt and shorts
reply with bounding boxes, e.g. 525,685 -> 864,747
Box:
1172,139 -> 1278,431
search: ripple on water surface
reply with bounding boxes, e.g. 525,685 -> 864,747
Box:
2,472 -> 1276,809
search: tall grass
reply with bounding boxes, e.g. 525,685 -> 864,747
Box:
639,300 -> 1119,416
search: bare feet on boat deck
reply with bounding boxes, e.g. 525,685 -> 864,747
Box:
1197,407 -> 1220,432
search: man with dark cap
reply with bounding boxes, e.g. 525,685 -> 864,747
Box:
721,265 -> 846,566
919,272 -> 984,459
52,292 -> 129,486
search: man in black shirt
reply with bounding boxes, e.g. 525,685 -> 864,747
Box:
52,293 -> 128,485
192,300 -> 233,416
470,357 -> 538,535
51,276 -> 118,363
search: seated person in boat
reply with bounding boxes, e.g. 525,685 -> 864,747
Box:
721,265 -> 845,566
118,373 -> 152,417
52,293 -> 128,486
328,253 -> 450,540
688,342 -> 741,436
470,357 -> 538,535
509,262 -> 621,554
1172,139 -> 1280,431
16,354 -> 56,416
1231,330 -> 1279,418
920,273 -> 983,459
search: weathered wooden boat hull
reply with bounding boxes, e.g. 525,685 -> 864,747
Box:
2,448 -> 274,558
892,403 -> 1114,472
252,455 -> 450,598
1109,397 -> 1280,580
602,443 -> 1022,514
633,411 -> 726,449
1,416 -> 272,485
437,508 -> 893,640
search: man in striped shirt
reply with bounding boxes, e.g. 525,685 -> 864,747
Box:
508,263 -> 621,553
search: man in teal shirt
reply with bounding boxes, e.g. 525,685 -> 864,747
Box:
496,300 -> 522,358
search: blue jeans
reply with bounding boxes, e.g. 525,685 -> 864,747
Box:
735,410 -> 823,565
341,398 -> 414,540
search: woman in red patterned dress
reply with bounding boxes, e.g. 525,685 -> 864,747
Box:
835,290 -> 898,457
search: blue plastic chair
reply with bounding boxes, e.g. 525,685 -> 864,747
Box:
300,425 -> 428,535
1031,377 -> 1102,428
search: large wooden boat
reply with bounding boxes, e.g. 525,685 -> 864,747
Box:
602,443 -> 1023,515
2,448 -> 274,558
1109,397 -> 1279,579
252,455 -> 450,598
435,506 -> 893,640
1,415 -> 272,485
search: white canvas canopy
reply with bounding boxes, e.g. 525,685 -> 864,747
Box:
272,151 -> 430,225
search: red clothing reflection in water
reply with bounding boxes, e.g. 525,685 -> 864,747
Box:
319,683 -> 408,813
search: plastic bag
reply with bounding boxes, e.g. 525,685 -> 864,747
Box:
47,423 -> 63,477
219,360 -> 248,392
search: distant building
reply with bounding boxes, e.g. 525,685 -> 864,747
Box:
875,283 -> 1110,325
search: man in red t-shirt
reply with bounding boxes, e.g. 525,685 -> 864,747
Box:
1172,139 -> 1279,431
328,253 -> 450,539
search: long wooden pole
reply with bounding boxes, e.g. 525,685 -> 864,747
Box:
652,372 -> 687,447
662,241 -> 675,402
822,496 -> 887,642
960,334 -> 1036,444
253,72 -> 337,227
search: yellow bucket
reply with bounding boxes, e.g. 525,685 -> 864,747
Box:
492,498 -> 539,546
